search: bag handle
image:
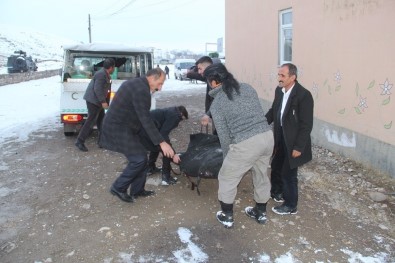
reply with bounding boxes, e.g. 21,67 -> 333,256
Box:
200,125 -> 209,134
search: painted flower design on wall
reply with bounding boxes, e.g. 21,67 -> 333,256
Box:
333,74 -> 391,129
358,96 -> 368,111
334,70 -> 342,84
354,96 -> 368,114
379,78 -> 392,95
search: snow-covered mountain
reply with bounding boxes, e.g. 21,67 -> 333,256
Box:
0,24 -> 79,73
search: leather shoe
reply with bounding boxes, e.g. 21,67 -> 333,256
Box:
133,189 -> 155,198
110,186 -> 134,203
75,141 -> 88,152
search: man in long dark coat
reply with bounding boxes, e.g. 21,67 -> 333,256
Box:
265,63 -> 314,215
99,68 -> 174,203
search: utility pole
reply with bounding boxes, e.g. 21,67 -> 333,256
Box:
88,14 -> 92,43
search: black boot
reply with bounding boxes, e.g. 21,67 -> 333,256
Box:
245,202 -> 267,224
216,201 -> 234,228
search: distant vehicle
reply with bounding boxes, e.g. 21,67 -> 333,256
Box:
7,50 -> 38,73
159,59 -> 170,65
60,43 -> 154,136
174,59 -> 196,80
212,57 -> 226,64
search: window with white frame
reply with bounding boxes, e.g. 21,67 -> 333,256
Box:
279,9 -> 292,65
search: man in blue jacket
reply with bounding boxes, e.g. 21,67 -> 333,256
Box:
265,63 -> 314,215
140,106 -> 188,185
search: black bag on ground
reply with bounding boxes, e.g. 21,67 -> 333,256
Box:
179,132 -> 223,195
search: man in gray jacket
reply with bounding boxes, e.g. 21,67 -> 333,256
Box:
75,58 -> 115,152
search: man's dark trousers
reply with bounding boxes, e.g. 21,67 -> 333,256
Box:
77,101 -> 104,142
148,151 -> 171,174
270,147 -> 284,197
277,130 -> 298,208
113,154 -> 147,195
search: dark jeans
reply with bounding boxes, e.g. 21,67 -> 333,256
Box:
77,101 -> 104,143
148,151 -> 171,175
112,153 -> 147,195
275,130 -> 299,208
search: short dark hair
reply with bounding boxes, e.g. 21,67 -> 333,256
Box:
146,67 -> 165,79
196,56 -> 213,66
281,63 -> 298,79
103,58 -> 115,69
177,105 -> 188,119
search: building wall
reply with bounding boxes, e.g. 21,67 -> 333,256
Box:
225,0 -> 395,177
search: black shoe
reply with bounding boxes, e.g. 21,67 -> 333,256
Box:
110,186 -> 134,203
147,166 -> 161,175
75,141 -> 88,152
245,206 -> 267,224
272,204 -> 297,215
216,211 -> 234,228
133,189 -> 155,198
271,193 -> 284,203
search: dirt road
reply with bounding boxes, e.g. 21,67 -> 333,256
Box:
1,86 -> 394,262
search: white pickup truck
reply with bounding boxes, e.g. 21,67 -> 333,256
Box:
60,43 -> 154,136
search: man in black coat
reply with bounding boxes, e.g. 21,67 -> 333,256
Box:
140,106 -> 188,185
75,58 -> 115,152
99,68 -> 174,203
265,63 -> 314,215
186,56 -> 218,135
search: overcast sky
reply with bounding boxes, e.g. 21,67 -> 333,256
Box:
0,0 -> 225,53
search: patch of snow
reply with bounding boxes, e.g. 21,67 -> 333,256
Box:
173,227 -> 209,263
341,249 -> 389,263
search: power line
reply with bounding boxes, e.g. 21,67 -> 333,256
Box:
91,1 -> 127,17
93,0 -> 137,19
92,0 -> 196,21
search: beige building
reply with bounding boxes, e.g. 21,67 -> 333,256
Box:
225,0 -> 395,177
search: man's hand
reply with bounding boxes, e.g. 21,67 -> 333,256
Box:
200,114 -> 210,126
292,150 -> 301,158
172,154 -> 181,164
102,102 -> 109,109
160,141 -> 175,158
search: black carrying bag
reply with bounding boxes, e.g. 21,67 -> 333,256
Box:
179,128 -> 223,195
